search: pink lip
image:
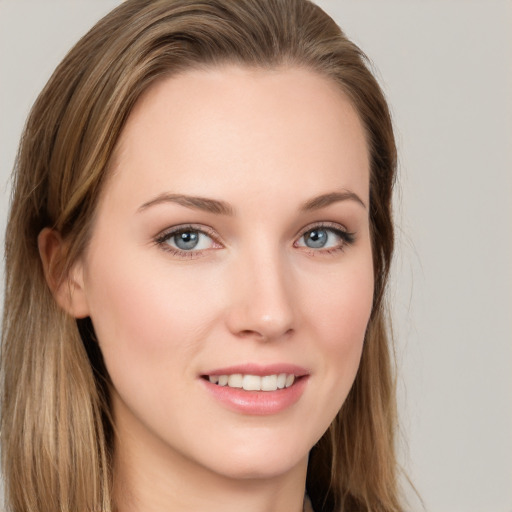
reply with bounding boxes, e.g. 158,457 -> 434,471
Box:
202,363 -> 309,377
199,363 -> 310,416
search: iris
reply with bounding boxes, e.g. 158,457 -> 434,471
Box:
304,229 -> 329,248
174,231 -> 200,250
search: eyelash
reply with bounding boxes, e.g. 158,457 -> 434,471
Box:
294,222 -> 356,256
154,224 -> 220,259
154,222 -> 356,259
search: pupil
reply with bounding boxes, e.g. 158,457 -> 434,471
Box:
175,231 -> 199,250
306,229 -> 327,248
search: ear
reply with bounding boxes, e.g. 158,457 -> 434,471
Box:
38,228 -> 90,318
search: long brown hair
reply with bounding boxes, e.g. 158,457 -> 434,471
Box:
1,1 -> 400,511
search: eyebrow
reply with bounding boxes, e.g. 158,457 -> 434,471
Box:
300,191 -> 367,211
138,193 -> 235,215
137,189 -> 366,215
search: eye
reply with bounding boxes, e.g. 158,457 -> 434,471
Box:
295,224 -> 355,252
155,225 -> 220,255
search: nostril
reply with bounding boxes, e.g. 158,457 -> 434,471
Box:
224,283 -> 296,341
236,327 -> 294,342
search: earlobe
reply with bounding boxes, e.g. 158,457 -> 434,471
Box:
38,228 -> 90,318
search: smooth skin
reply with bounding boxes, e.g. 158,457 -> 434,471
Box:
41,66 -> 374,512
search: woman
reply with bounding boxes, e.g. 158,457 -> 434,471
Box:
1,0 -> 401,511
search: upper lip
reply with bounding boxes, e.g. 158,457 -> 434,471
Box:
201,363 -> 309,377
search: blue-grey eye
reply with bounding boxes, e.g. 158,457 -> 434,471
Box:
304,229 -> 329,248
159,228 -> 216,252
296,226 -> 352,251
174,231 -> 200,250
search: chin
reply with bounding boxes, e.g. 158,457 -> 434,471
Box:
195,435 -> 311,481
212,457 -> 306,482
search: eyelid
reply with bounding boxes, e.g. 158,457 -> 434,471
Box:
153,221 -> 354,258
293,221 -> 356,251
155,223 -> 219,242
293,221 -> 352,240
154,223 -> 223,257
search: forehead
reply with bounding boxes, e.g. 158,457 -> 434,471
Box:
107,65 -> 370,207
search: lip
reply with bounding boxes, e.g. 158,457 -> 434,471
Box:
202,363 -> 309,377
200,363 -> 310,415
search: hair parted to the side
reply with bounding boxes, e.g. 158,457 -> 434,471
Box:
1,1 -> 400,511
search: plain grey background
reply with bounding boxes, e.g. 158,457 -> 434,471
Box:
1,1 -> 511,511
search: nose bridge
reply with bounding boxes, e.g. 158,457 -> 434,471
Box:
226,238 -> 295,340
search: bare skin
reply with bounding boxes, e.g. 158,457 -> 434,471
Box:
41,65 -> 373,512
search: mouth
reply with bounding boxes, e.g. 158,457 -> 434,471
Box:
200,365 -> 309,415
201,373 -> 298,392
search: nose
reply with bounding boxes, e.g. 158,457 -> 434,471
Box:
224,247 -> 296,342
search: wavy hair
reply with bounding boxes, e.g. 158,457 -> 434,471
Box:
1,1 -> 400,511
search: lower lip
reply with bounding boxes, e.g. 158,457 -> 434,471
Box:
201,377 -> 308,415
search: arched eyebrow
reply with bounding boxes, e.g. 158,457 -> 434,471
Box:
137,189 -> 366,215
137,193 -> 235,215
300,191 -> 367,211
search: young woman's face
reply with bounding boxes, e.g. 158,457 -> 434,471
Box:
76,66 -> 373,482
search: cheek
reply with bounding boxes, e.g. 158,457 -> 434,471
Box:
82,255 -> 229,444
308,255 -> 374,348
82,251 -> 222,383
302,253 -> 374,415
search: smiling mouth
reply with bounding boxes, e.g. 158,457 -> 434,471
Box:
202,373 -> 297,392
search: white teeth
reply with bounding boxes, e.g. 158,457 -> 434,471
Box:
243,374 -> 261,391
207,373 -> 297,391
285,374 -> 295,388
261,374 -> 277,391
276,373 -> 287,389
228,374 -> 243,388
